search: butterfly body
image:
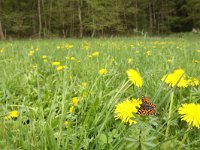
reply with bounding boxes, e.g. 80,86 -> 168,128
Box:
138,96 -> 156,116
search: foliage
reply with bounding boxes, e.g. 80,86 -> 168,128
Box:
1,0 -> 200,38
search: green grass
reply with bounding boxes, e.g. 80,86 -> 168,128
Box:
0,37 -> 200,149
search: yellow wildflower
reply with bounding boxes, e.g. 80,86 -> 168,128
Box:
128,58 -> 133,63
43,59 -> 48,63
99,68 -> 107,75
82,82 -> 87,88
179,103 -> 200,128
5,111 -> 19,120
161,69 -> 188,88
127,69 -> 143,88
56,65 -> 67,71
42,55 -> 47,59
52,61 -> 61,66
192,60 -> 199,63
91,51 -> 99,57
196,50 -> 200,53
145,50 -> 151,56
69,106 -> 74,113
72,97 -> 79,106
188,77 -> 199,86
114,99 -> 142,125
70,57 -> 76,60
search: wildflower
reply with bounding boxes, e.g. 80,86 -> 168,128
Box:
56,65 -> 67,71
5,111 -> 19,120
70,57 -> 76,60
65,44 -> 73,49
161,69 -> 188,88
145,50 -> 151,56
68,76 -> 73,80
42,55 -> 47,59
178,103 -> 200,128
192,60 -> 199,63
167,59 -> 172,63
52,61 -> 61,66
69,106 -> 74,113
72,97 -> 79,106
114,99 -> 142,125
82,82 -> 87,88
57,46 -> 61,49
35,48 -> 39,51
43,59 -> 48,63
111,58 -> 115,62
91,51 -> 99,57
0,48 -> 4,53
196,50 -> 200,53
127,69 -> 143,88
188,77 -> 199,86
128,58 -> 133,63
88,55 -> 92,58
99,68 -> 107,75
28,50 -> 34,57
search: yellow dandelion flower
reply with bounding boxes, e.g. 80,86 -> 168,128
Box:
111,58 -> 116,62
28,50 -> 34,57
65,44 -> 73,49
35,48 -> 39,51
128,58 -> 133,63
196,50 -> 200,53
42,55 -> 47,59
114,99 -> 142,125
178,103 -> 200,128
188,77 -> 199,86
167,59 -> 172,63
57,46 -> 61,49
99,68 -> 107,75
0,48 -> 5,53
82,82 -> 87,88
69,106 -> 74,113
70,57 -> 76,60
56,65 -> 67,71
88,55 -> 92,58
91,51 -> 99,57
52,61 -> 61,66
161,69 -> 188,88
126,69 -> 143,88
5,111 -> 19,120
192,60 -> 199,63
145,50 -> 151,56
68,75 -> 73,80
72,97 -> 79,106
43,59 -> 48,63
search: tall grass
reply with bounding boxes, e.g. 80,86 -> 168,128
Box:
0,37 -> 200,149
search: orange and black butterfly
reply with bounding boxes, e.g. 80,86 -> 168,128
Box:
138,96 -> 156,116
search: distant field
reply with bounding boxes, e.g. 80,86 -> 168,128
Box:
0,37 -> 200,149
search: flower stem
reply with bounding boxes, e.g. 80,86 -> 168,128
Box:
178,126 -> 190,150
164,91 -> 174,149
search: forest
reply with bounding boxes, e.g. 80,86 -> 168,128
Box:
0,0 -> 200,39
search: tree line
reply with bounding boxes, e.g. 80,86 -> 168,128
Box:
0,0 -> 200,39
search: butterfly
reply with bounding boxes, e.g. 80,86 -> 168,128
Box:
138,96 -> 156,116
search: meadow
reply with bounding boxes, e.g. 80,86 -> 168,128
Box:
0,36 -> 200,149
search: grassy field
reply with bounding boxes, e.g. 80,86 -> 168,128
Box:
0,36 -> 200,149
